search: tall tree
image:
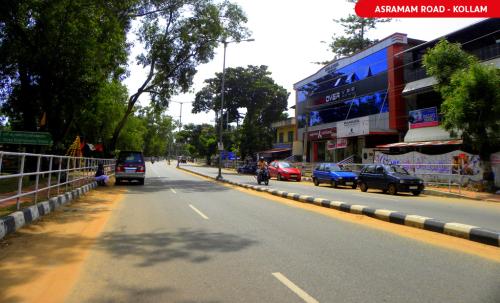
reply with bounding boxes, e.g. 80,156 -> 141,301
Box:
0,0 -> 133,149
328,0 -> 390,58
109,0 -> 249,151
423,39 -> 500,158
193,65 -> 289,158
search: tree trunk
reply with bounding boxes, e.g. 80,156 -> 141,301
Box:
109,58 -> 156,152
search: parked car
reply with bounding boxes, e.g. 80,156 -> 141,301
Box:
115,150 -> 146,185
312,163 -> 358,188
357,164 -> 424,196
237,162 -> 257,175
178,156 -> 187,163
268,161 -> 301,181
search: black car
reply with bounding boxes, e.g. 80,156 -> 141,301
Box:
237,162 -> 257,174
115,150 -> 146,185
358,164 -> 424,196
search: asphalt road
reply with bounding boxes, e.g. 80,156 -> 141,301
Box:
184,164 -> 500,232
66,162 -> 500,303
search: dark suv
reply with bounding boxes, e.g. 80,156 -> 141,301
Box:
358,164 -> 424,196
115,151 -> 146,185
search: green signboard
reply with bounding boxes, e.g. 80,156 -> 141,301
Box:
0,131 -> 53,145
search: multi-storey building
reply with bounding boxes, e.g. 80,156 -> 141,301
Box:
293,33 -> 423,162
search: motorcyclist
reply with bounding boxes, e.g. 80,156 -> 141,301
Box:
257,157 -> 269,181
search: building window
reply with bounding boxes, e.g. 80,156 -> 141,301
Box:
279,133 -> 284,143
287,131 -> 294,143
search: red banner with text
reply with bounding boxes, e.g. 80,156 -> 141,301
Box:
355,0 -> 499,17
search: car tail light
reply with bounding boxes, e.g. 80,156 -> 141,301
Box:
116,165 -> 124,172
137,166 -> 145,172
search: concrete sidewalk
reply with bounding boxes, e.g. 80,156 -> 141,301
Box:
214,165 -> 500,203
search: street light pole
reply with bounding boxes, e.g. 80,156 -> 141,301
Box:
170,100 -> 192,168
216,38 -> 254,180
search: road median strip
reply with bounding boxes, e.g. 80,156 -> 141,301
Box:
178,166 -> 500,247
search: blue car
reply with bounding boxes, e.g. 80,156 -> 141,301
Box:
312,163 -> 358,189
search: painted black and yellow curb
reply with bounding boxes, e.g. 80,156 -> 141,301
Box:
0,182 -> 98,240
178,166 -> 500,247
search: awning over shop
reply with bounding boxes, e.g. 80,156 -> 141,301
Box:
376,139 -> 463,148
259,148 -> 292,154
404,125 -> 459,142
402,77 -> 437,95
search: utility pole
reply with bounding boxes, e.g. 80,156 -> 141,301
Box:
216,38 -> 255,180
170,100 -> 192,167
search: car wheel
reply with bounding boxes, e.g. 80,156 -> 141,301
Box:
412,190 -> 421,196
331,180 -> 337,188
138,179 -> 145,185
351,183 -> 357,189
265,180 -> 269,186
359,182 -> 368,192
387,184 -> 397,195
115,178 -> 121,185
313,178 -> 319,186
277,174 -> 282,181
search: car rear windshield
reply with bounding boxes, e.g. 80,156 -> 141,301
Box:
118,152 -> 143,163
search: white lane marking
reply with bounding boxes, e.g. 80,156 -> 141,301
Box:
272,272 -> 319,303
189,204 -> 209,220
170,188 -> 177,194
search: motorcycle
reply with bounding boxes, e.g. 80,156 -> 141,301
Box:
256,168 -> 270,186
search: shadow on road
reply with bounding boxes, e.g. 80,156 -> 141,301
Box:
97,228 -> 258,267
121,177 -> 231,194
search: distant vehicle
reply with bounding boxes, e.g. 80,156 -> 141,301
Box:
357,164 -> 424,196
268,161 -> 301,182
312,163 -> 358,188
178,156 -> 187,163
237,163 -> 257,174
115,151 -> 145,185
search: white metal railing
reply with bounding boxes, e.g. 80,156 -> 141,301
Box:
0,151 -> 115,211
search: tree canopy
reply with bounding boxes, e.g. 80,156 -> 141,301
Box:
0,0 -> 249,155
193,65 -> 289,158
423,39 -> 500,157
0,0 -> 132,151
109,0 -> 250,150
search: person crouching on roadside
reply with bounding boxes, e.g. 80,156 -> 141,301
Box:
95,163 -> 109,185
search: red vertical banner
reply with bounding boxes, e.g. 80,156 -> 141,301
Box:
387,43 -> 406,130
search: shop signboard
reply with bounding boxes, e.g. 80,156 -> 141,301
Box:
337,116 -> 369,138
308,127 -> 336,140
336,138 -> 348,149
408,107 -> 439,129
0,131 -> 53,145
326,138 -> 348,150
